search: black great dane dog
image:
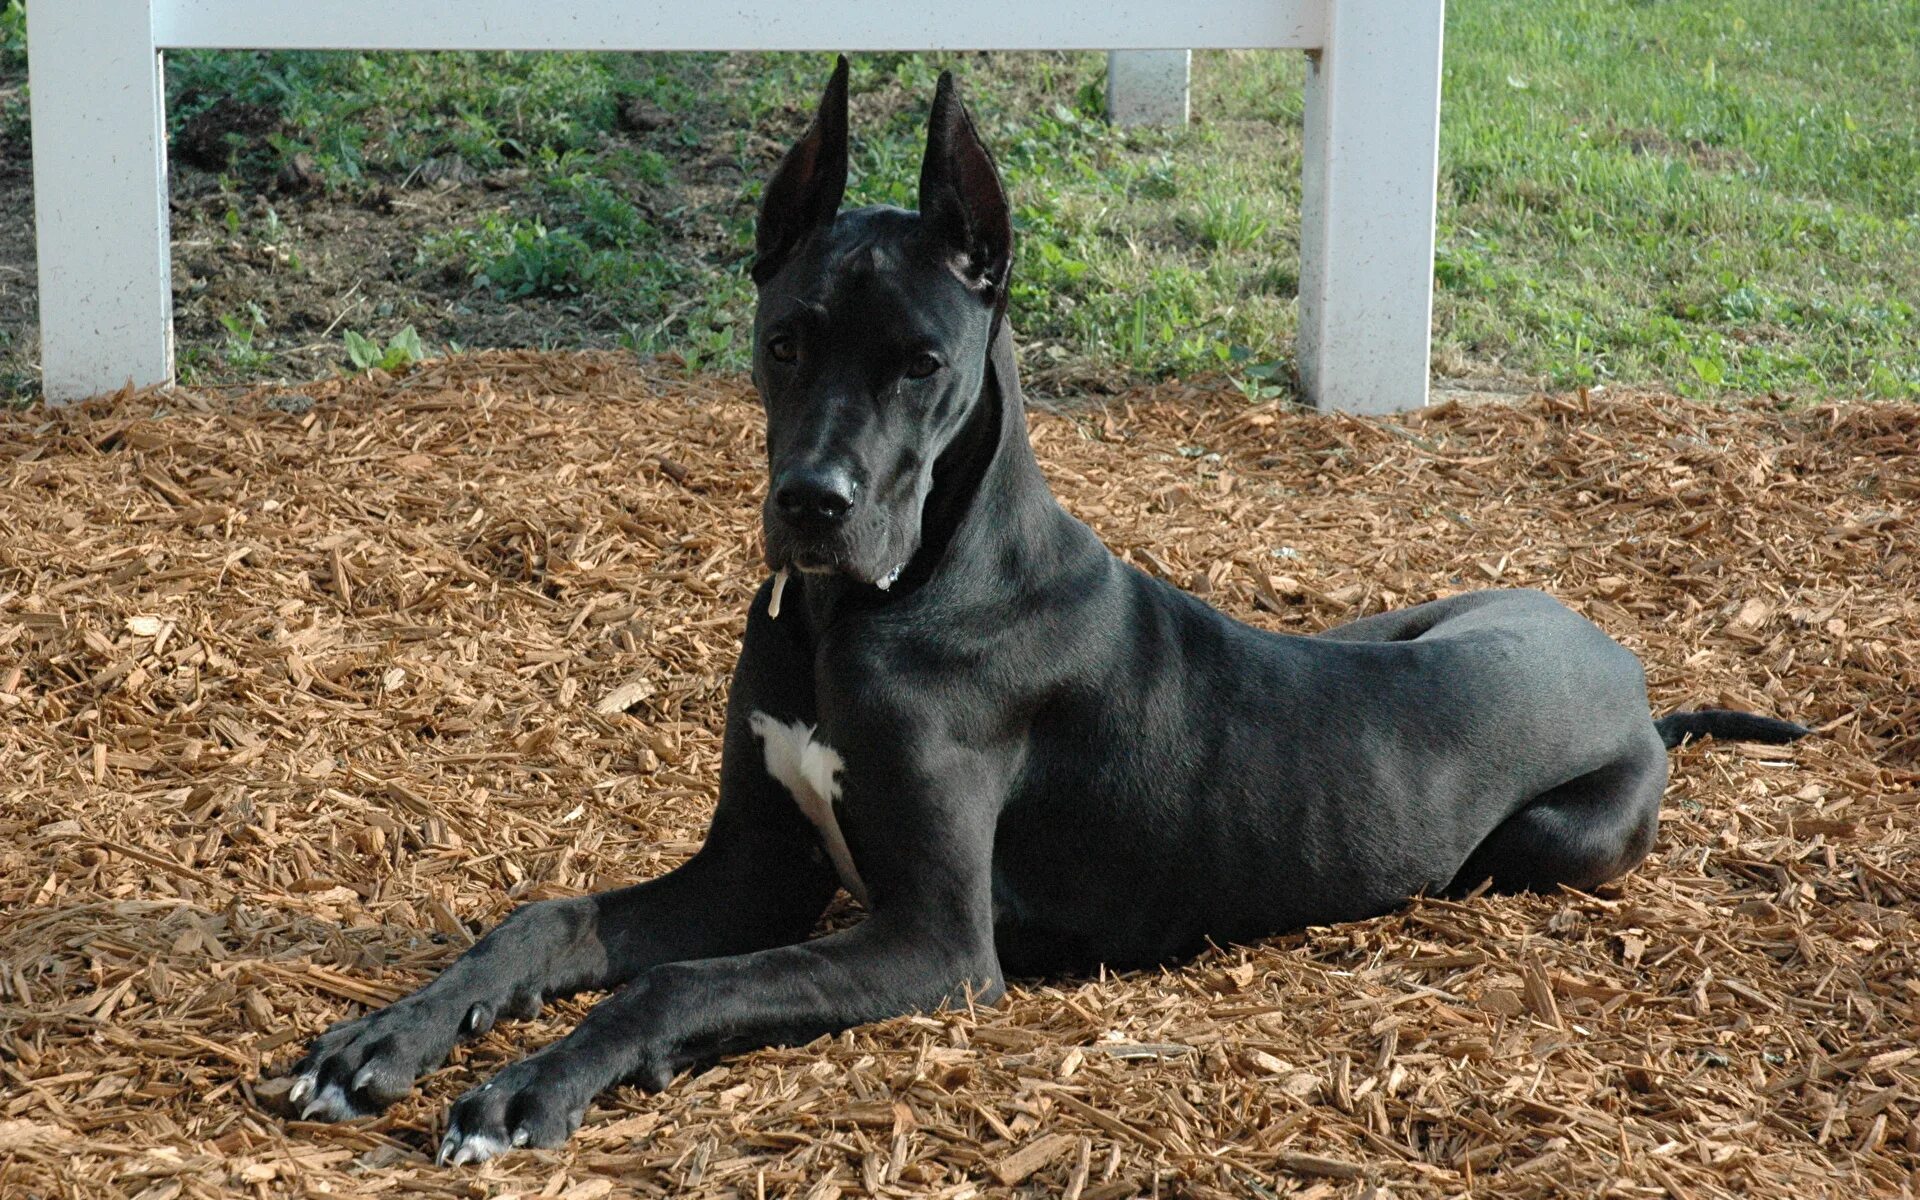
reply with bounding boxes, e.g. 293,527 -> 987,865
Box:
289,60 -> 1810,1164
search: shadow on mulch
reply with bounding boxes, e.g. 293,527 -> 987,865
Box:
1,353 -> 1916,1197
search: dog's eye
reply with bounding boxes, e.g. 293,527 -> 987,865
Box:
767,335 -> 798,364
906,352 -> 943,380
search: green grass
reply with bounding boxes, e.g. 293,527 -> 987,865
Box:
164,49 -> 625,183
705,52 -> 1307,383
13,0 -> 1920,400
0,1 -> 21,70
418,168 -> 666,297
1434,0 -> 1920,397
703,17 -> 1920,399
0,0 -> 25,147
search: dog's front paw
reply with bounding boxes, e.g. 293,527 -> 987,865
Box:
288,997 -> 469,1121
438,1054 -> 591,1166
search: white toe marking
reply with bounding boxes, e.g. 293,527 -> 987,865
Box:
301,1080 -> 353,1121
446,1130 -> 509,1165
748,711 -> 868,904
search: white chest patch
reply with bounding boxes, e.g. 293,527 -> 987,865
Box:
748,712 -> 868,904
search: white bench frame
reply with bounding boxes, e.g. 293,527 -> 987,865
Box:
27,0 -> 1444,412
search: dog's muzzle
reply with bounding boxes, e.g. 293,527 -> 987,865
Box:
767,464 -> 864,576
763,466 -> 906,615
772,465 -> 857,535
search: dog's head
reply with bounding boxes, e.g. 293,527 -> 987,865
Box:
749,57 -> 1012,590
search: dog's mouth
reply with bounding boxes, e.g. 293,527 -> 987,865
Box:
761,494 -> 915,616
766,557 -> 907,620
790,550 -> 843,574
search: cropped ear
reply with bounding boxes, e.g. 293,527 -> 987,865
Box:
918,71 -> 1012,312
753,55 -> 850,286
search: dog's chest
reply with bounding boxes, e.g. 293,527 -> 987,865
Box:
747,712 -> 868,904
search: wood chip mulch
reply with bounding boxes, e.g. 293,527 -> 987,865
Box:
2,351 -> 1916,1199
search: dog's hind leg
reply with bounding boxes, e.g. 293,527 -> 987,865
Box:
1448,743 -> 1668,896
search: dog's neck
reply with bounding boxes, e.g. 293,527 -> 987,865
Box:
794,323 -> 1074,629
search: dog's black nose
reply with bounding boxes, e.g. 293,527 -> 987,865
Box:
774,467 -> 856,526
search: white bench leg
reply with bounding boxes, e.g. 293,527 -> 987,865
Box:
28,0 -> 174,404
1296,0 -> 1445,413
1106,50 -> 1190,127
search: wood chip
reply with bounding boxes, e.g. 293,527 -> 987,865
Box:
1274,1151 -> 1367,1180
593,674 -> 657,714
990,1132 -> 1076,1186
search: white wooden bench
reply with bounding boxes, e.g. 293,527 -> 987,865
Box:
26,0 -> 1444,411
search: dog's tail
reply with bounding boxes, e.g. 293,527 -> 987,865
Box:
1656,708 -> 1811,750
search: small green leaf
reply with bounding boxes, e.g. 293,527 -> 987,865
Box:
343,330 -> 380,371
384,325 -> 426,369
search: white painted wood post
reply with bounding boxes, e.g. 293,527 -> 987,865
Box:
1106,50 -> 1190,127
29,0 -> 175,403
1296,0 -> 1444,413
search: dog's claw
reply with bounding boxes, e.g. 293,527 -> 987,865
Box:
438,1126 -> 511,1167
462,1001 -> 495,1037
438,1056 -> 589,1164
285,993 -> 474,1125
298,1080 -> 357,1123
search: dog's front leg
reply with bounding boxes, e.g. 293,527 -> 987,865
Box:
437,912 -> 997,1162
289,810 -> 833,1122
436,746 -> 1005,1163
290,593 -> 838,1122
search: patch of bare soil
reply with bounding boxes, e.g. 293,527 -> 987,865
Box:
1614,125 -> 1758,175
157,99 -> 758,389
1,355 -> 1915,1196
0,77 -> 35,396
0,58 -> 768,399
163,166 -> 594,382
